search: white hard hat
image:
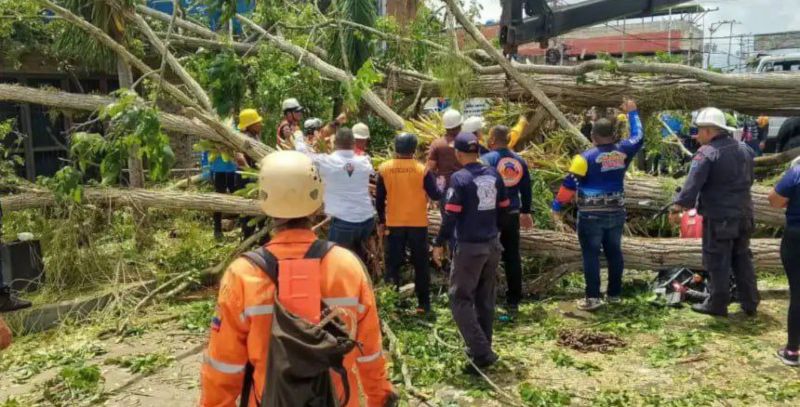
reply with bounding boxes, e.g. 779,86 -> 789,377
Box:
258,151 -> 324,219
462,116 -> 484,134
304,118 -> 323,132
352,122 -> 370,140
282,98 -> 302,112
442,109 -> 463,130
694,107 -> 736,133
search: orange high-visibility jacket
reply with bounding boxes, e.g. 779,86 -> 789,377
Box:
200,229 -> 394,407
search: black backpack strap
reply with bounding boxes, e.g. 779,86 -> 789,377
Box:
304,239 -> 336,260
239,363 -> 255,407
241,247 -> 279,286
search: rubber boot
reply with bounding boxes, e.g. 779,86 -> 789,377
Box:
0,287 -> 32,312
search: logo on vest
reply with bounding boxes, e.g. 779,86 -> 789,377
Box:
474,175 -> 498,211
596,151 -> 627,172
496,157 -> 524,187
344,162 -> 354,177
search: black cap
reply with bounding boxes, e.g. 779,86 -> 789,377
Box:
395,133 -> 418,155
454,132 -> 480,153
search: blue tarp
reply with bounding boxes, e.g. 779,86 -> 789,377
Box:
145,0 -> 255,33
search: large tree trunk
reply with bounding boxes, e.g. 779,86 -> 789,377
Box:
425,215 -> 782,272
624,177 -> 784,227
0,188 -> 781,271
0,84 -> 270,161
394,72 -> 800,117
0,188 -> 262,216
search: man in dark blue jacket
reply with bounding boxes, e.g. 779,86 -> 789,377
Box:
481,125 -> 533,318
672,107 -> 758,317
433,132 -> 509,374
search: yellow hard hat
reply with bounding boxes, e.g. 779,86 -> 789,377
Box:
258,151 -> 324,219
238,108 -> 263,131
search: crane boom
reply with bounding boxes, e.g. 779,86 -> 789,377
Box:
500,0 -> 691,55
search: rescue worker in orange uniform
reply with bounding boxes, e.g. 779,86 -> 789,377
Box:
200,150 -> 395,407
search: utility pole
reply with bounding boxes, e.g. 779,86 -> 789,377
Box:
707,20 -> 736,70
726,20 -> 740,70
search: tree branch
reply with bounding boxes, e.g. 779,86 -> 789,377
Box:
0,84 -> 270,161
236,14 -> 405,129
441,0 -> 587,146
33,0 -> 198,110
136,3 -> 216,39
123,6 -> 214,112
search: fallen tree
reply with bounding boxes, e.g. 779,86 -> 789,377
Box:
0,188 -> 262,216
427,215 -> 782,272
624,177 -> 784,227
393,72 -> 800,117
0,188 -> 781,271
0,84 -> 271,162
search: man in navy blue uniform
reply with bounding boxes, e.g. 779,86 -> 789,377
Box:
551,98 -> 643,311
671,107 -> 759,317
481,125 -> 533,319
433,132 -> 510,374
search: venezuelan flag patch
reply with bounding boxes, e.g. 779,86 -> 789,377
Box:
211,316 -> 222,332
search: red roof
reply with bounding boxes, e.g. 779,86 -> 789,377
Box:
477,25 -> 688,57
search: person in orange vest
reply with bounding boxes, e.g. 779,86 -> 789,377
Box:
376,133 -> 443,315
0,316 -> 11,350
200,150 -> 395,407
276,98 -> 303,147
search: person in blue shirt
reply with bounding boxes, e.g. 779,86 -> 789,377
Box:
433,132 -> 510,374
769,160 -> 800,367
481,125 -> 533,319
551,98 -> 643,311
206,152 -> 239,240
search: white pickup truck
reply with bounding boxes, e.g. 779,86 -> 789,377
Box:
756,54 -> 800,151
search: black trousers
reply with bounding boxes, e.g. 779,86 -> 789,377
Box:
212,172 -> 239,235
386,227 -> 430,309
499,212 -> 522,308
781,227 -> 800,351
701,217 -> 759,313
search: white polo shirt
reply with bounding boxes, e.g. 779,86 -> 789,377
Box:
296,140 -> 376,223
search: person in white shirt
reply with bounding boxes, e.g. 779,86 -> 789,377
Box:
296,127 -> 376,262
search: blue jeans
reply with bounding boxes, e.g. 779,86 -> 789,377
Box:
577,211 -> 626,299
329,217 -> 375,264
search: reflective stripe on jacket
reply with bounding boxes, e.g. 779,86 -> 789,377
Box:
200,229 -> 393,407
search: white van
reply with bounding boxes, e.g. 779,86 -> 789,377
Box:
755,54 -> 800,145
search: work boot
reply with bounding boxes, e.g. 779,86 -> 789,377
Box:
691,303 -> 727,317
463,352 -> 498,376
0,287 -> 32,312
